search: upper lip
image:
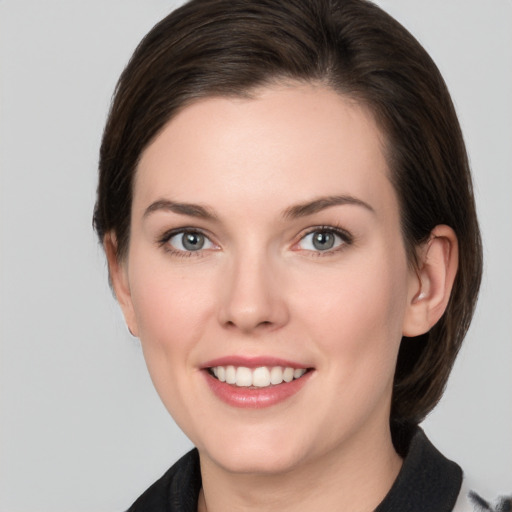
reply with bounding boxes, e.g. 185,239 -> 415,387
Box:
202,356 -> 311,369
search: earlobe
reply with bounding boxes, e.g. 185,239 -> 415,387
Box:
402,225 -> 459,337
104,233 -> 139,338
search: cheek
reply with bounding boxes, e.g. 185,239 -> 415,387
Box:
126,257 -> 223,406
129,255 -> 214,342
126,265 -> 210,410
294,247 -> 410,368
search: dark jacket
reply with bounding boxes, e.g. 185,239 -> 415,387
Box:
126,426 -> 470,511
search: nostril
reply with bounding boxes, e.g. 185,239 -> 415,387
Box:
222,317 -> 277,334
218,277 -> 290,332
224,319 -> 272,329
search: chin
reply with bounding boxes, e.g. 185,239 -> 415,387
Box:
197,428 -> 312,475
214,448 -> 305,475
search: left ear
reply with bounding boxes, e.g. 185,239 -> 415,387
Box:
402,225 -> 459,337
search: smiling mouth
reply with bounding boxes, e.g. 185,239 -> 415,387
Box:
208,365 -> 309,388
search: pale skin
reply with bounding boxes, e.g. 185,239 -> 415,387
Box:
106,83 -> 458,512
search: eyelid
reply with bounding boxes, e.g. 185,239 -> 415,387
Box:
156,225 -> 352,256
157,227 -> 218,255
293,225 -> 353,253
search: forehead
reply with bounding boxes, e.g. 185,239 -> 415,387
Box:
134,84 -> 395,218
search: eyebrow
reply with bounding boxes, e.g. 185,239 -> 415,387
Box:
143,199 -> 217,220
143,194 -> 374,221
282,195 -> 375,219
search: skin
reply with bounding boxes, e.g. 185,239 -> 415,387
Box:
107,83 -> 458,512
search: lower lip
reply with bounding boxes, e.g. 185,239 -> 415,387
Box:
203,370 -> 313,408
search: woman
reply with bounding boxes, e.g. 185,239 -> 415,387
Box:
93,0 -> 490,510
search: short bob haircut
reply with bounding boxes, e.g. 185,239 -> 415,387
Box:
94,0 -> 482,431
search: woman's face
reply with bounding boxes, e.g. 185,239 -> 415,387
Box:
113,84 -> 419,474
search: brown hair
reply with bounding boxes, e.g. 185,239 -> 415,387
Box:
93,0 -> 482,427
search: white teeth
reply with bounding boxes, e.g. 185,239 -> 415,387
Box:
294,368 -> 306,379
235,367 -> 252,387
209,365 -> 308,388
270,366 -> 283,385
225,365 -> 236,384
283,367 -> 294,382
252,367 -> 270,387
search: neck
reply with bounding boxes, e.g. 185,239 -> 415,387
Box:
197,422 -> 402,512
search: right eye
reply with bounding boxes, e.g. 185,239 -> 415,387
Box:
165,230 -> 216,254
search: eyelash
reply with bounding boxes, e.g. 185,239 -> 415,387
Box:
295,225 -> 353,256
157,228 -> 216,258
157,225 -> 353,258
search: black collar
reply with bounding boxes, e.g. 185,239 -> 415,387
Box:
375,427 -> 462,512
127,427 -> 462,512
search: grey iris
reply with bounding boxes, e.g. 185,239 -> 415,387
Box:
313,231 -> 335,250
182,232 -> 205,251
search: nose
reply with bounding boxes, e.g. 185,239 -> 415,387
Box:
217,249 -> 290,334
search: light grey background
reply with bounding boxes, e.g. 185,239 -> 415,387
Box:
1,1 -> 510,510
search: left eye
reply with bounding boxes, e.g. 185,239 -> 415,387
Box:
167,231 -> 215,252
297,229 -> 347,252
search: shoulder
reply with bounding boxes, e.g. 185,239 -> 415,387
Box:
384,425 -> 511,512
453,476 -> 512,512
377,426 -> 463,512
377,425 -> 511,512
126,449 -> 202,512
